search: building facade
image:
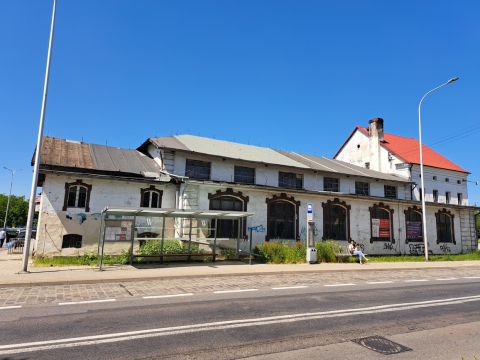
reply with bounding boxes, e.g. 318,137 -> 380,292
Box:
33,134 -> 479,257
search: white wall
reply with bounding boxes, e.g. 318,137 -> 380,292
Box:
335,129 -> 470,203
36,174 -> 176,255
181,183 -> 467,255
410,165 -> 469,205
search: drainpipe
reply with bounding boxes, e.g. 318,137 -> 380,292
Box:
475,212 -> 479,248
409,164 -> 414,201
175,183 -> 181,209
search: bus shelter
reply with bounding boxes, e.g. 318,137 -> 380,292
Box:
97,206 -> 254,270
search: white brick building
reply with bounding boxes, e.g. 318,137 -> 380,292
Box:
33,134 -> 479,257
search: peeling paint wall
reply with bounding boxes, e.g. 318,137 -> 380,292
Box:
36,174 -> 176,255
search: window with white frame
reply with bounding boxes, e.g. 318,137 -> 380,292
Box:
446,192 -> 451,204
140,186 -> 163,208
63,180 -> 92,212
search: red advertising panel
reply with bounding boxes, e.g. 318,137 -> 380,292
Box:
379,219 -> 390,238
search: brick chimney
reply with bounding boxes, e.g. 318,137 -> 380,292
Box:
368,118 -> 384,171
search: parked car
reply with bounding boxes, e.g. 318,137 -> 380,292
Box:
16,229 -> 36,240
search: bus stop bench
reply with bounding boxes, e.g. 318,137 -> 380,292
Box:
131,253 -> 217,262
334,246 -> 358,262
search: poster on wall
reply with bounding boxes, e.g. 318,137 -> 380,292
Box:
104,220 -> 133,241
372,219 -> 390,238
406,221 -> 422,240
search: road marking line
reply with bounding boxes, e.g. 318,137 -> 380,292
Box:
404,279 -> 428,282
436,278 -> 458,281
144,293 -> 193,299
464,277 -> 480,279
3,294 -> 480,355
367,281 -> 393,284
0,306 -> 21,310
324,283 -> 355,287
214,289 -> 258,294
272,286 -> 308,290
58,299 -> 116,306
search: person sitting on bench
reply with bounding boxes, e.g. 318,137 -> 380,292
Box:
348,240 -> 369,264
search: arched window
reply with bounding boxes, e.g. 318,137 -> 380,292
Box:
404,206 -> 422,243
63,180 -> 92,212
62,234 -> 82,249
436,209 -> 456,244
140,186 -> 163,208
369,203 -> 395,243
208,188 -> 249,239
265,193 -> 300,241
322,198 -> 350,241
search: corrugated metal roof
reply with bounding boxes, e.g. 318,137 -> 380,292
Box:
38,137 -> 95,169
276,150 -> 409,183
148,135 -> 411,183
37,137 -> 160,176
150,135 -> 310,169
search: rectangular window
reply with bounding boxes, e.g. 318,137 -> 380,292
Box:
433,190 -> 438,203
433,176 -> 437,180
446,192 -> 451,204
384,185 -> 397,199
457,193 -> 462,205
234,166 -> 255,184
445,178 -> 449,182
419,188 -> 422,202
355,181 -> 369,196
324,177 -> 339,192
457,180 -> 461,184
279,172 -> 303,189
185,159 -> 211,180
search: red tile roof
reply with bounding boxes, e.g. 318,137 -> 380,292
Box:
334,126 -> 469,174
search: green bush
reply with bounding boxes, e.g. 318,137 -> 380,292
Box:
315,240 -> 340,263
253,241 -> 307,264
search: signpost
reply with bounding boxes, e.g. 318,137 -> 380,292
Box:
306,203 -> 317,264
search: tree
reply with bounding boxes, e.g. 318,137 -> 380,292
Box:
0,194 -> 29,228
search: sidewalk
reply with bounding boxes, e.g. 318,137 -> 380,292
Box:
1,247 -> 479,288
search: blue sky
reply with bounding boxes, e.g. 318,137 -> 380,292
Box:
1,0 -> 479,204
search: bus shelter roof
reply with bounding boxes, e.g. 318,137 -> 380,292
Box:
101,206 -> 255,219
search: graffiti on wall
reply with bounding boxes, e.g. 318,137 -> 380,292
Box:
247,225 -> 266,233
383,243 -> 394,251
440,244 -> 451,253
355,243 -> 365,252
65,212 -> 101,225
409,244 -> 433,256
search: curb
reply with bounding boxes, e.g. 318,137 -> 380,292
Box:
1,264 -> 479,288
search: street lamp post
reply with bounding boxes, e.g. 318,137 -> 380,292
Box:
3,168 -> 22,228
418,77 -> 458,261
21,0 -> 57,273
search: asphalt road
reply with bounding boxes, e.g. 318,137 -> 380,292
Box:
2,279 -> 480,359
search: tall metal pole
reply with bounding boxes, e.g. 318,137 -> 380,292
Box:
21,0 -> 57,273
418,77 -> 458,261
3,168 -> 22,228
